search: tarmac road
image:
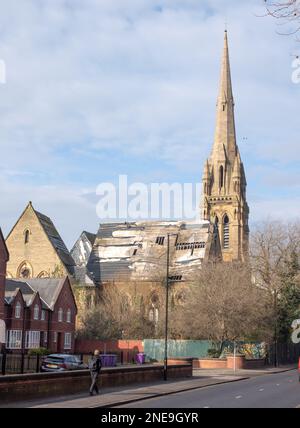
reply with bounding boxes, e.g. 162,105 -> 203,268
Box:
120,369 -> 300,408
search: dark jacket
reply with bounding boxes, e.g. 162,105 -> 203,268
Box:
89,356 -> 102,374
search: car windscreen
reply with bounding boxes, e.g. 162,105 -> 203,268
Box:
44,356 -> 65,363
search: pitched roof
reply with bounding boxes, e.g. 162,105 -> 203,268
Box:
6,202 -> 75,276
86,220 -> 214,284
5,279 -> 48,309
83,231 -> 96,246
35,210 -> 75,275
17,278 -> 66,311
5,277 -> 73,310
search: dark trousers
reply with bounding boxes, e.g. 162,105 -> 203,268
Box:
89,371 -> 100,394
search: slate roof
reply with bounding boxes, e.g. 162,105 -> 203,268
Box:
5,279 -> 49,309
83,231 -> 96,246
35,211 -> 75,275
5,278 -> 67,310
86,220 -> 216,285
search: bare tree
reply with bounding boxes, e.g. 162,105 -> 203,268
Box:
77,283 -> 156,340
250,221 -> 300,345
264,1 -> 300,37
169,262 -> 269,345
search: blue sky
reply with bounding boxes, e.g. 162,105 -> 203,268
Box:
0,0 -> 299,248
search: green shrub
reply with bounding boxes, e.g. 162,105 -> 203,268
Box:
207,348 -> 221,358
28,347 -> 50,356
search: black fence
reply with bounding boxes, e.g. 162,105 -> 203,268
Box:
267,342 -> 300,366
1,351 -> 141,376
0,353 -> 44,376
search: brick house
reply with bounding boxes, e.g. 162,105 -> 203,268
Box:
0,228 -> 9,350
4,277 -> 77,354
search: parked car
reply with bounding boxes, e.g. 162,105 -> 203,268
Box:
41,354 -> 88,372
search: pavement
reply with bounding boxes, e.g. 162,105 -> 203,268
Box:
1,364 -> 296,408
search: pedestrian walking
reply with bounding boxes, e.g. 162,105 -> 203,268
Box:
89,349 -> 102,396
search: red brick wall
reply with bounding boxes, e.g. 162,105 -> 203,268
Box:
0,230 -> 8,348
193,357 -> 266,370
0,363 -> 192,403
75,339 -> 144,362
0,229 -> 8,322
50,278 -> 77,353
193,358 -> 227,369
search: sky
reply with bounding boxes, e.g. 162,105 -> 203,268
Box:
0,0 -> 299,248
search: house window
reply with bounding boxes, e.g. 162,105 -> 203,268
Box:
53,332 -> 57,343
223,215 -> 230,249
64,333 -> 72,350
156,237 -> 165,246
58,308 -> 63,322
25,331 -> 40,349
41,310 -> 46,321
24,229 -> 30,244
33,304 -> 39,320
66,309 -> 71,323
15,302 -> 21,319
6,330 -> 22,349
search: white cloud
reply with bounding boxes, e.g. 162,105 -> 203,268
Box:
0,0 -> 299,244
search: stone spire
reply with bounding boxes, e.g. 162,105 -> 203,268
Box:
201,31 -> 249,262
212,30 -> 237,164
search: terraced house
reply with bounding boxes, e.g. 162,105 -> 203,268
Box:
0,228 -> 9,351
4,277 -> 77,354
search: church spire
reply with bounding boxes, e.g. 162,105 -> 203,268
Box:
212,31 -> 237,163
201,31 -> 249,262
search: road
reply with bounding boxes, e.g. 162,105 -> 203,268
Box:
119,370 -> 300,408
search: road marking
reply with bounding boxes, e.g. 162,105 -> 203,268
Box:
259,388 -> 264,392
235,395 -> 242,399
276,384 -> 280,386
203,406 -> 210,408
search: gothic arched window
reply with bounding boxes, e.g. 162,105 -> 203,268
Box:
24,229 -> 30,244
219,166 -> 224,189
149,293 -> 159,324
17,261 -> 33,279
223,215 -> 230,249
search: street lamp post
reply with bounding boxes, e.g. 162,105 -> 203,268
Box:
164,234 -> 170,381
274,290 -> 278,368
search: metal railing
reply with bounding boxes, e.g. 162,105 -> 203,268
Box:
1,353 -> 43,376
